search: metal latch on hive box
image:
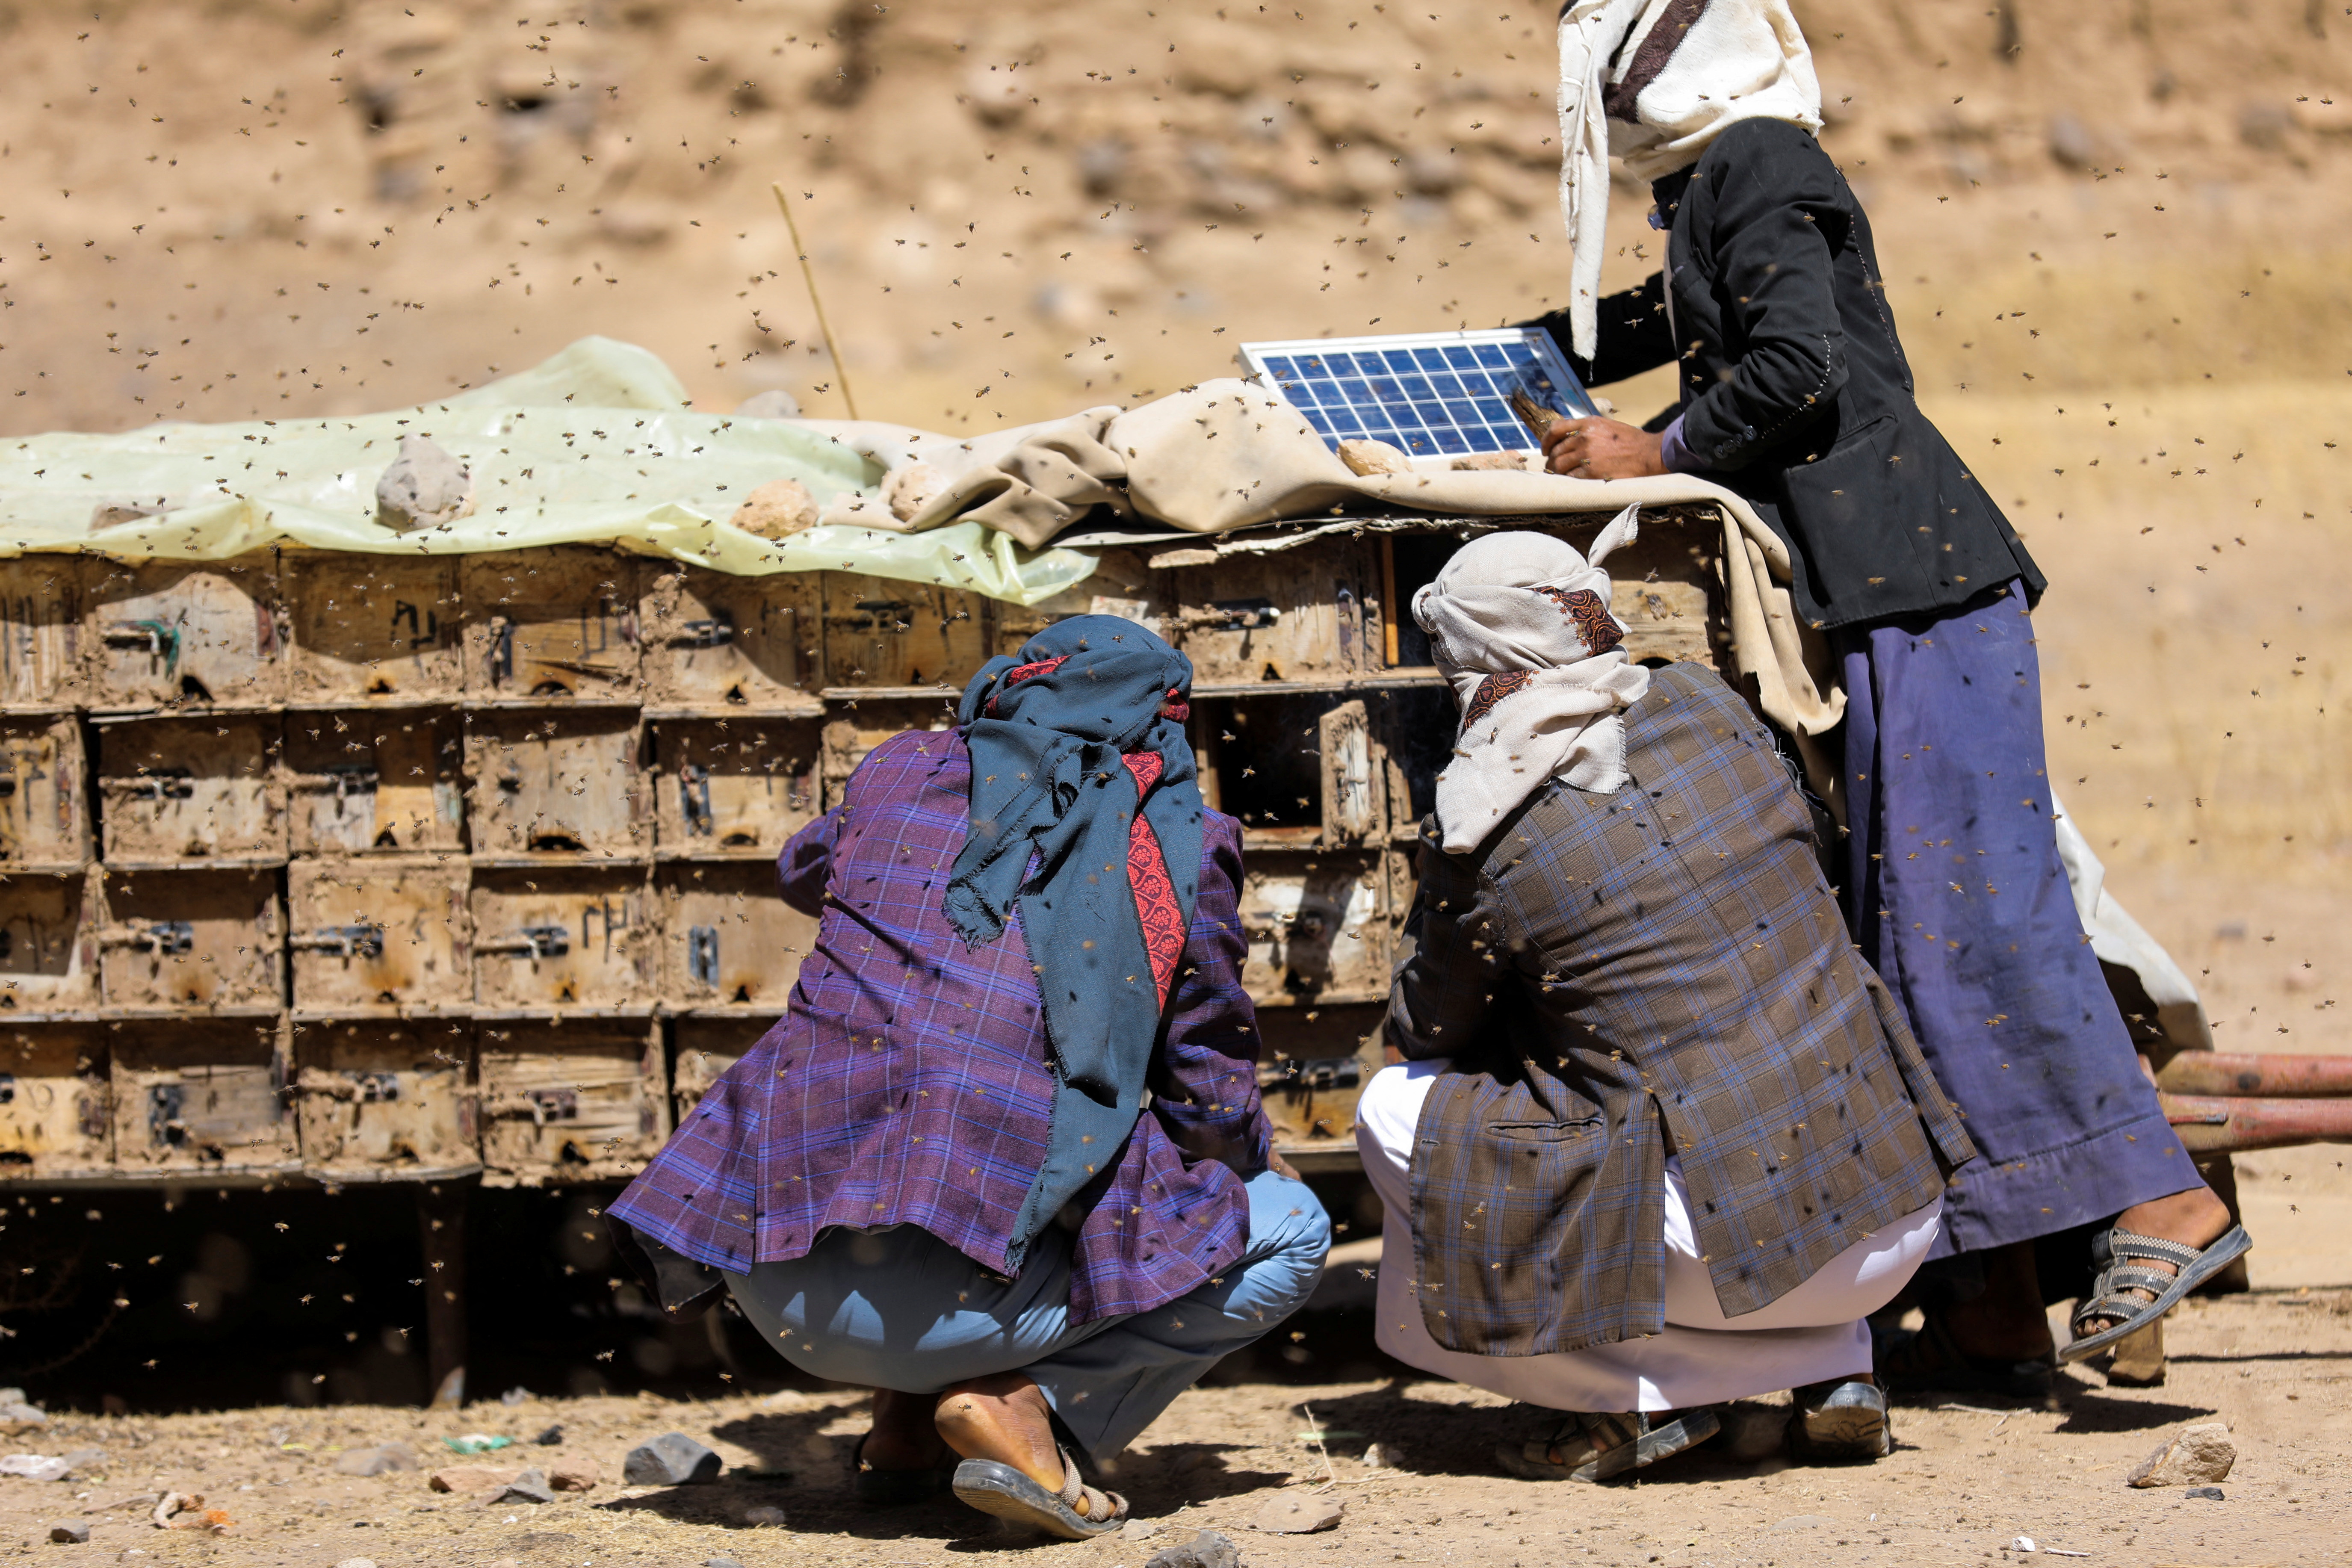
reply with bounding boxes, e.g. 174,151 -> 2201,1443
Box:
477,924 -> 570,960
687,925 -> 720,985
679,763 -> 713,835
670,614 -> 736,648
1184,598 -> 1282,631
104,619 -> 181,672
289,922 -> 387,960
1242,909 -> 1328,941
125,769 -> 198,802
99,920 -> 195,956
323,765 -> 380,803
1256,1056 -> 1362,1092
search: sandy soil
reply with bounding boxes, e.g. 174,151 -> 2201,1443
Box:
0,1288 -> 2342,1567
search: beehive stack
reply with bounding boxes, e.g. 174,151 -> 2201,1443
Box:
0,510 -> 1727,1185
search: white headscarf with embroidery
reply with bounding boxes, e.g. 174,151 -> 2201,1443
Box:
1557,0 -> 1823,361
1412,510 -> 1653,853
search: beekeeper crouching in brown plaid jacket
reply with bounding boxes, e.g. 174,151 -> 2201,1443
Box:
1355,522 -> 1976,1481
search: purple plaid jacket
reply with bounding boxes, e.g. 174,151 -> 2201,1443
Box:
607,727 -> 1274,1324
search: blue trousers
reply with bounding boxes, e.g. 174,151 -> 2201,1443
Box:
723,1169 -> 1331,1464
1837,580 -> 2198,1257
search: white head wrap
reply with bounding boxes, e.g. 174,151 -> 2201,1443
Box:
1557,0 -> 1823,361
1412,509 -> 1653,854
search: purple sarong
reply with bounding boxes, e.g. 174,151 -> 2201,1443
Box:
1837,580 -> 2197,1257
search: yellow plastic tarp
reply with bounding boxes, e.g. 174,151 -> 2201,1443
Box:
0,337 -> 1096,606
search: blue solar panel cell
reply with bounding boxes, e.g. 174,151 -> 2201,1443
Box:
1241,328 -> 1592,457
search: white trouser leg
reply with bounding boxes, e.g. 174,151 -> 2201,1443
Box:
1355,1060 -> 1941,1412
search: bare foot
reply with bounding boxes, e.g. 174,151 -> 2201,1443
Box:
2077,1184 -> 2235,1336
861,1387 -> 954,1473
933,1373 -> 1072,1500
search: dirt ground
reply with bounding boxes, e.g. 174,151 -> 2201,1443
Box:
0,1288 -> 2342,1567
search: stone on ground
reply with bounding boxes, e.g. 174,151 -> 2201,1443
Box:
549,1457 -> 600,1491
1253,1490 -> 1342,1533
623,1432 -> 723,1486
2126,1421 -> 2235,1487
1118,1515 -> 1164,1541
1145,1529 -> 1244,1568
47,1521 -> 87,1544
427,1465 -> 523,1494
486,1468 -> 555,1505
335,1443 -> 419,1477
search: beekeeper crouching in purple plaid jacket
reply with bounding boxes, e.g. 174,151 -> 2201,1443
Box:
604,617 -> 1328,1540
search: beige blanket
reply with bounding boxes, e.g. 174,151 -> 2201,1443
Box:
797,378 -> 1843,798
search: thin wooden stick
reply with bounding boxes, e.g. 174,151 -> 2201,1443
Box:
771,181 -> 860,421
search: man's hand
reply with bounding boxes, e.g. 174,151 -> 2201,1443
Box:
1542,416 -> 1668,479
1266,1150 -> 1305,1183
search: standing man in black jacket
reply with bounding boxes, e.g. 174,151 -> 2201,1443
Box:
1522,0 -> 2247,1391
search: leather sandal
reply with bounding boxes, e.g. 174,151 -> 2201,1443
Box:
1495,1407 -> 1719,1482
2059,1223 -> 2252,1365
951,1443 -> 1129,1539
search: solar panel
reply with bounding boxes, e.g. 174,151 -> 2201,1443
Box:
1238,328 -> 1597,461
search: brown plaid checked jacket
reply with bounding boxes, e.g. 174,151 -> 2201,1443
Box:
1388,663 -> 1975,1358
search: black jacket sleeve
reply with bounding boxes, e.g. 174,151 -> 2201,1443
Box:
1521,272 -> 1676,389
1674,122 -> 1850,470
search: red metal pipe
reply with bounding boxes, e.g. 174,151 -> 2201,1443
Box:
2156,1052 -> 2352,1098
2160,1093 -> 2352,1154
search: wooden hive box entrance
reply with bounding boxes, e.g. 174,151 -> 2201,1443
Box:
85,555 -> 286,710
819,701 -> 955,809
0,872 -> 97,1014
94,715 -> 284,865
477,1017 -> 665,1181
1188,695 -> 1385,850
293,1018 -> 475,1176
1253,1004 -> 1386,1161
464,710 -> 647,859
0,1025 -> 111,1175
641,565 -> 820,712
657,860 -> 816,1010
1235,850 -> 1391,1008
1163,540 -> 1386,686
287,857 -> 470,1013
285,711 -> 464,856
0,717 -> 90,870
669,1013 -> 774,1128
470,865 -> 653,1010
461,550 -> 641,703
819,573 -> 991,690
95,867 -> 282,1011
110,1017 -> 295,1174
0,556 -> 85,708
284,553 -> 463,703
650,718 -> 821,856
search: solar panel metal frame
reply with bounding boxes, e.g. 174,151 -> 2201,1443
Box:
1239,328 -> 1598,462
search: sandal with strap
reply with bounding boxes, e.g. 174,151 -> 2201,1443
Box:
952,1444 -> 1129,1540
2059,1223 -> 2252,1365
1495,1407 -> 1720,1483
1876,1311 -> 2056,1402
850,1433 -> 958,1509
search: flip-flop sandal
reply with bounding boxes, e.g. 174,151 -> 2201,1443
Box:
2059,1223 -> 2252,1365
951,1444 -> 1129,1539
1876,1313 -> 2056,1401
850,1433 -> 958,1508
1495,1407 -> 1720,1482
